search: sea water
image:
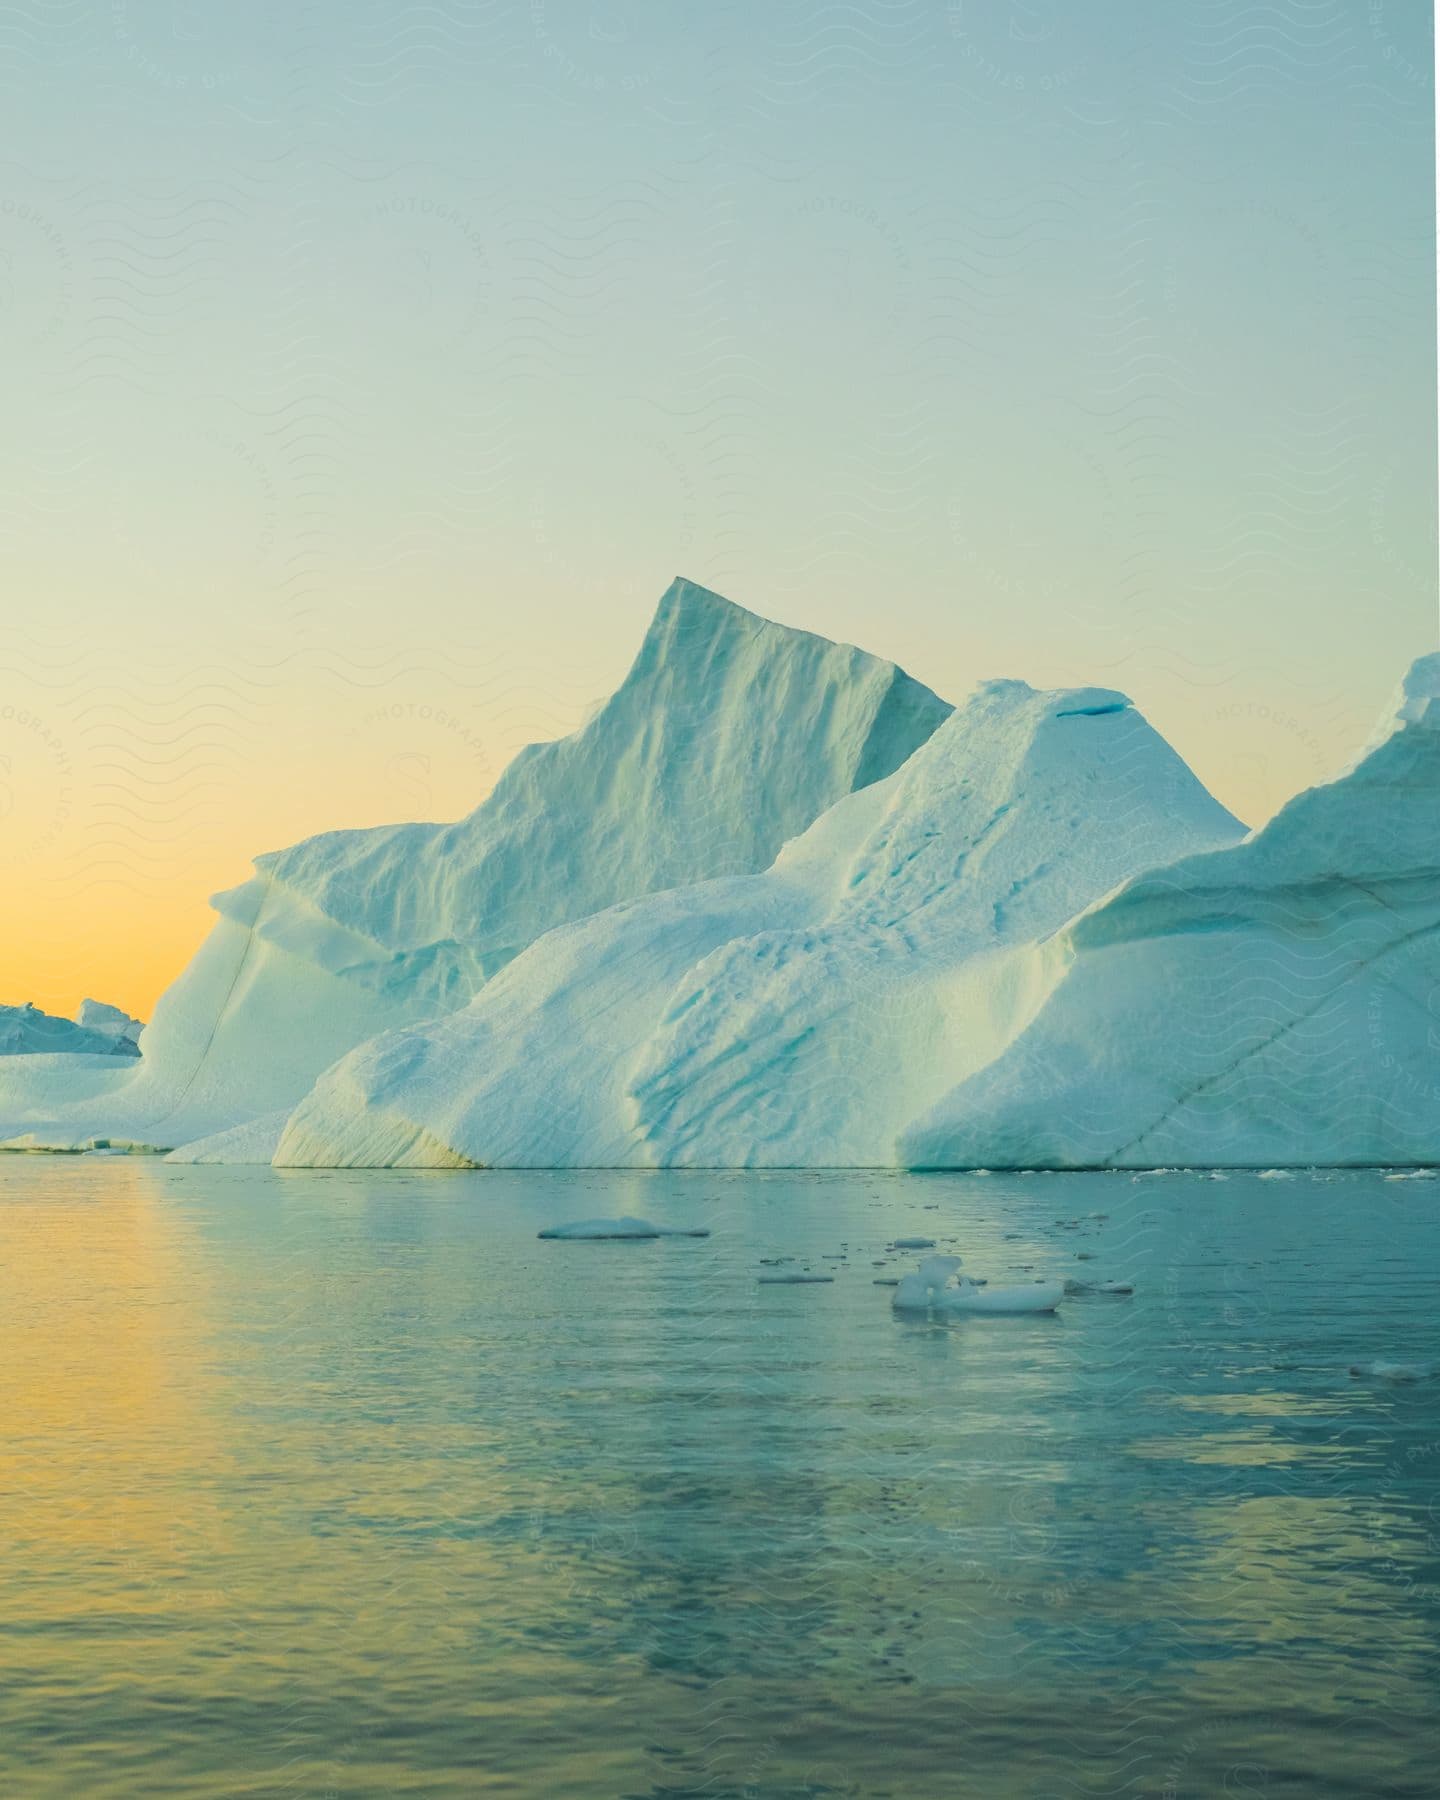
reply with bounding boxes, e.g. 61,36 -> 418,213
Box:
1,1159 -> 1436,1797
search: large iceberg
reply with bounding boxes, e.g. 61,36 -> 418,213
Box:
273,678 -> 1243,1167
0,580 -> 948,1150
901,655 -> 1440,1168
9,580 -> 1437,1170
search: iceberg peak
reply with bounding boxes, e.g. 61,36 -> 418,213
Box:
652,574 -> 755,626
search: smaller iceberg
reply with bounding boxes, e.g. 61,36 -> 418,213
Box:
0,1000 -> 143,1058
893,1254 -> 1064,1315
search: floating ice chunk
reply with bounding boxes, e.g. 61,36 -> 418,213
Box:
537,1216 -> 710,1240
0,1131 -> 168,1155
1384,1169 -> 1437,1182
893,1254 -> 1062,1316
1064,1278 -> 1134,1296
1348,1359 -> 1434,1383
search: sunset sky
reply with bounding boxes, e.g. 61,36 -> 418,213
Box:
2,2 -> 1434,1021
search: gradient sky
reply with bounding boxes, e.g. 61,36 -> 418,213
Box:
1,1 -> 1435,1020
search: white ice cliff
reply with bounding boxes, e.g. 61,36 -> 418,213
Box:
901,654 -> 1440,1169
273,677 -> 1243,1167
0,579 -> 948,1150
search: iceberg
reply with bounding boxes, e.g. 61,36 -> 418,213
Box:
275,677 -> 1242,1167
11,578 -> 1436,1173
0,580 -> 947,1153
0,1001 -> 142,1058
902,655 -> 1440,1169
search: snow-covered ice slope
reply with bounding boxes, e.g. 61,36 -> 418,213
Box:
275,680 -> 1242,1167
0,580 -> 948,1150
902,655 -> 1440,1169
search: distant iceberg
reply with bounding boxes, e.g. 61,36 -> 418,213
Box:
0,1000 -> 142,1059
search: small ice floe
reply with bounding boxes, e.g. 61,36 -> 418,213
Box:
759,1273 -> 834,1285
891,1236 -> 936,1249
1384,1169 -> 1438,1182
1256,1169 -> 1295,1181
1348,1359 -> 1435,1383
1064,1278 -> 1134,1297
537,1216 -> 710,1240
892,1255 -> 1062,1316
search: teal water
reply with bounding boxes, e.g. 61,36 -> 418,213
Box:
1,1159 -> 1437,1797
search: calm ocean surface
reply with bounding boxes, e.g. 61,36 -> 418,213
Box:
1,1159 -> 1437,1798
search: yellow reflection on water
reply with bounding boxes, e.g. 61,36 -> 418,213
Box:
0,1157 -> 227,1619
